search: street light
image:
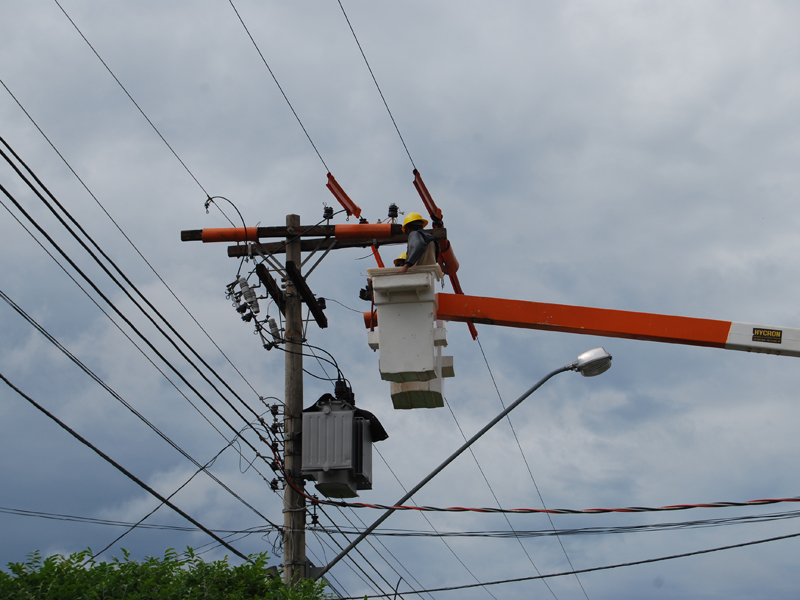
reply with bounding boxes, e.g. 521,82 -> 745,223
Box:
314,347 -> 613,579
573,347 -> 613,377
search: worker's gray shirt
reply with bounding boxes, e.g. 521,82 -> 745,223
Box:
406,230 -> 438,266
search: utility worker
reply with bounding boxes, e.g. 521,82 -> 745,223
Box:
397,213 -> 438,274
393,252 -> 407,267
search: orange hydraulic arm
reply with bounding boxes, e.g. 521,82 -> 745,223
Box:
326,173 -> 361,219
327,173 -> 384,266
412,170 -> 477,339
434,293 -> 800,358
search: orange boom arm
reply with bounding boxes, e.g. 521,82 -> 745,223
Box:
433,293 -> 800,357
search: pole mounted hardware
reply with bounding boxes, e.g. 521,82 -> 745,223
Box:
255,263 -> 286,316
285,261 -> 327,329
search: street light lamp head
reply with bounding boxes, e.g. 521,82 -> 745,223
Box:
572,347 -> 613,377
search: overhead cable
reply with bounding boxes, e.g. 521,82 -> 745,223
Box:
334,529 -> 800,598
313,505 -> 396,598
6,505 -> 799,539
226,0 -> 329,172
88,436 -> 246,561
0,287 -> 280,534
0,195 -> 271,475
0,76 -> 261,399
0,179 -> 275,479
341,504 -> 436,600
442,395 -> 556,600
374,446 -> 495,600
476,337 -> 589,600
52,0 -> 210,196
330,505 -> 415,600
313,495 -> 800,516
306,540 -> 349,599
336,0 -> 416,170
311,529 -> 379,596
0,137 -> 271,437
0,373 -> 250,563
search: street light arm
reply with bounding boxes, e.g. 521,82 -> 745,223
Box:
315,363 -> 572,580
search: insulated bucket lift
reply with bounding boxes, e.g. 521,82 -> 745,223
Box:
366,265 -> 455,409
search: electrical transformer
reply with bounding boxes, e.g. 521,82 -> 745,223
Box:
301,386 -> 388,498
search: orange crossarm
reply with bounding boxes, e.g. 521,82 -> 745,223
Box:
436,293 -> 732,348
201,227 -> 260,243
335,223 -> 394,239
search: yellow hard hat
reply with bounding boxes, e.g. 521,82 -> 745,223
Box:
402,212 -> 428,233
393,252 -> 407,266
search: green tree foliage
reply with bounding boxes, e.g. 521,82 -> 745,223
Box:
0,548 -> 333,600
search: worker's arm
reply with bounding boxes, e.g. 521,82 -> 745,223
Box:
405,230 -> 435,266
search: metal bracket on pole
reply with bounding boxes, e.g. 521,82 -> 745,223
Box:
301,235 -> 332,269
303,239 -> 338,278
255,263 -> 286,316
285,261 -> 328,329
307,564 -> 326,580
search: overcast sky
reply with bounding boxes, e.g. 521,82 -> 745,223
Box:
2,1 -> 800,599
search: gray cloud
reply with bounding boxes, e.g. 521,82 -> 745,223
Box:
2,1 -> 800,598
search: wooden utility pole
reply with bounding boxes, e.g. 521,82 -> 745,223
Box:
179,214 -> 451,584
283,213 -> 306,583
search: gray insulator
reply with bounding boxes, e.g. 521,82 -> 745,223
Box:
239,277 -> 260,314
269,318 -> 281,340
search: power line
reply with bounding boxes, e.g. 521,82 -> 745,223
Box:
331,506 -> 416,600
7,506 -> 799,539
314,505 -> 396,598
314,509 -> 800,538
312,495 -> 800,516
0,136 -> 272,438
306,539 -> 348,599
0,286 -> 280,534
0,133 -> 289,458
0,194 -> 270,476
477,337 -> 589,600
52,0 -> 210,197
335,529 -> 800,598
317,505 -> 402,598
311,528 -> 380,596
0,372 -> 250,563
335,0 -> 416,170
88,437 -> 241,561
443,395 -> 557,600
375,446 -> 496,600
0,76 -> 262,401
0,177 -> 276,481
226,0 -> 330,172
342,505 -> 437,600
